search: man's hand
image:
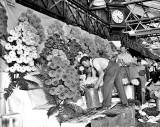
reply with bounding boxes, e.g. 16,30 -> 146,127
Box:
94,84 -> 99,89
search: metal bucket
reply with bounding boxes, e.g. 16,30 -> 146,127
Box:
124,85 -> 135,99
85,88 -> 101,109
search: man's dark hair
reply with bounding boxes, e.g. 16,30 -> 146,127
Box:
79,56 -> 91,65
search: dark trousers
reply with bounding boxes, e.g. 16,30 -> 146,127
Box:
102,61 -> 128,107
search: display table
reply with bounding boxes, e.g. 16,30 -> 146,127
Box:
1,105 -> 135,127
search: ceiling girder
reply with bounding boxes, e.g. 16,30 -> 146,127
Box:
122,0 -> 152,5
123,0 -> 160,37
15,0 -> 110,39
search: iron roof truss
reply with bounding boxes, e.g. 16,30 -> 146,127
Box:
15,0 -> 110,39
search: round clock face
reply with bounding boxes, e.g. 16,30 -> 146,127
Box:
111,10 -> 124,24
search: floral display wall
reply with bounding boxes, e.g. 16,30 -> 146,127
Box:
0,1 -> 119,123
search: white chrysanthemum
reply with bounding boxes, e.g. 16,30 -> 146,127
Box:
12,46 -> 17,50
24,47 -> 30,52
25,40 -> 31,45
14,63 -> 20,68
7,36 -> 14,42
23,57 -> 29,64
16,44 -> 23,50
16,58 -> 23,64
22,37 -> 27,42
31,46 -> 36,51
9,29 -> 16,36
6,56 -> 13,63
28,66 -> 32,72
11,36 -> 19,41
3,55 -> 8,60
79,66 -> 84,71
26,56 -> 32,62
12,56 -> 17,61
9,66 -> 16,73
17,50 -> 23,55
5,43 -> 12,50
9,51 -> 16,57
23,50 -> 30,56
18,23 -> 23,29
16,39 -> 22,44
14,25 -> 21,32
25,66 -> 30,72
17,66 -> 24,72
21,66 -> 26,73
32,53 -> 38,59
31,66 -> 36,71
29,61 -> 34,66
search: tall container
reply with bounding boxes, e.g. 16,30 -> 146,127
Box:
85,88 -> 101,109
124,85 -> 135,99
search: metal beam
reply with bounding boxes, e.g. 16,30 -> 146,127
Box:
15,0 -> 110,39
122,0 -> 152,5
126,16 -> 160,24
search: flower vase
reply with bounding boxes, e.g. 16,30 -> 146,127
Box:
85,88 -> 101,109
124,85 -> 135,99
156,98 -> 160,111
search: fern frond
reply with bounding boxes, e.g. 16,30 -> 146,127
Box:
4,82 -> 16,100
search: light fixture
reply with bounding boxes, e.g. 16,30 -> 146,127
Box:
92,0 -> 106,6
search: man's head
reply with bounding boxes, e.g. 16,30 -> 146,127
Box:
79,56 -> 91,67
120,47 -> 127,53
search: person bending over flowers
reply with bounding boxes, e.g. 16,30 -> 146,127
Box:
80,56 -> 128,108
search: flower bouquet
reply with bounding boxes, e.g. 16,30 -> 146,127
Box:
39,33 -> 85,122
3,21 -> 41,99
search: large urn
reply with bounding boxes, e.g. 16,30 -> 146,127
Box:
85,88 -> 101,109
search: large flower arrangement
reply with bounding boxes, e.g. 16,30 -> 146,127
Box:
3,21 -> 41,99
39,31 -> 84,120
18,9 -> 45,44
43,55 -> 81,101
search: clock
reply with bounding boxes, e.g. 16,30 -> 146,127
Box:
111,9 -> 124,24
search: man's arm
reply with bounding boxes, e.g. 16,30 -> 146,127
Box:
94,69 -> 104,89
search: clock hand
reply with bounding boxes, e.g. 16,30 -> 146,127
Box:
117,16 -> 122,20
